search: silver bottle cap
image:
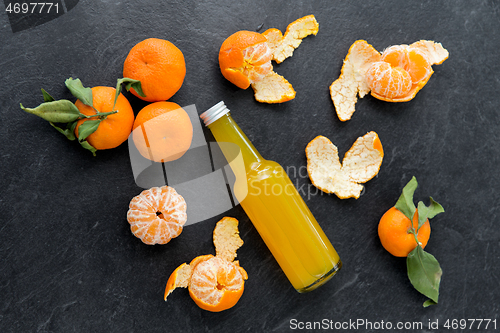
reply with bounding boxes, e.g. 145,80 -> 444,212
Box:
200,101 -> 230,126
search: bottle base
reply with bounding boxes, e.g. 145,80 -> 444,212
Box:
295,260 -> 343,293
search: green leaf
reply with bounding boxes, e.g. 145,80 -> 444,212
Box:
41,88 -> 55,102
120,77 -> 145,96
65,78 -> 93,106
21,100 -> 81,123
77,119 -> 100,142
49,121 -> 76,141
395,176 -> 418,221
407,245 -> 442,304
417,201 -> 429,231
79,140 -> 97,156
426,197 -> 445,219
114,78 -> 146,108
417,198 -> 445,231
423,299 -> 437,307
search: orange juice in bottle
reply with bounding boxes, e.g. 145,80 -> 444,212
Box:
200,101 -> 341,292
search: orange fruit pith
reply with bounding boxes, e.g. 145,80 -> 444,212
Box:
123,38 -> 186,102
75,86 -> 134,150
127,185 -> 187,245
188,256 -> 246,312
132,101 -> 193,163
378,207 -> 430,257
219,30 -> 273,89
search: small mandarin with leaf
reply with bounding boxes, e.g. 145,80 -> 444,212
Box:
378,207 -> 430,257
20,77 -> 144,155
379,177 -> 445,307
74,86 -> 134,151
123,38 -> 186,102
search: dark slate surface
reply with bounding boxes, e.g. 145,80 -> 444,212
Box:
1,0 -> 499,332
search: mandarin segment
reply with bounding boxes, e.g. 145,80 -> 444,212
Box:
329,40 -> 382,121
127,185 -> 187,245
306,132 -> 384,199
262,14 -> 319,63
365,61 -> 413,99
164,217 -> 247,312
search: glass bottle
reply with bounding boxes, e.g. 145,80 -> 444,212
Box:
200,101 -> 342,292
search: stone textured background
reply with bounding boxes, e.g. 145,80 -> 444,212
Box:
1,0 -> 499,332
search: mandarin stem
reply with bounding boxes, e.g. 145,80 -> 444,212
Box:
81,110 -> 118,119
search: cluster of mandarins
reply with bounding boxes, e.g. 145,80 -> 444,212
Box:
76,38 -> 193,163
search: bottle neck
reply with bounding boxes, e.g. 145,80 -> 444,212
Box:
207,112 -> 263,167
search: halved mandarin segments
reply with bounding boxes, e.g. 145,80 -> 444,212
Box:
127,186 -> 187,245
365,61 -> 413,99
306,132 -> 384,199
262,14 -> 319,63
164,217 -> 247,312
329,40 -> 382,121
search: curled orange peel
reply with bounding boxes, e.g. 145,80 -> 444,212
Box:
164,217 -> 247,312
330,40 -> 449,121
219,15 -> 318,103
306,132 -> 384,199
262,14 -> 319,64
251,71 -> 296,103
329,40 -> 381,121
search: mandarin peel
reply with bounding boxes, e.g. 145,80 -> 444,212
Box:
219,15 -> 318,103
164,217 -> 247,312
262,14 -> 319,64
329,40 -> 381,121
330,40 -> 448,121
306,132 -> 384,199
